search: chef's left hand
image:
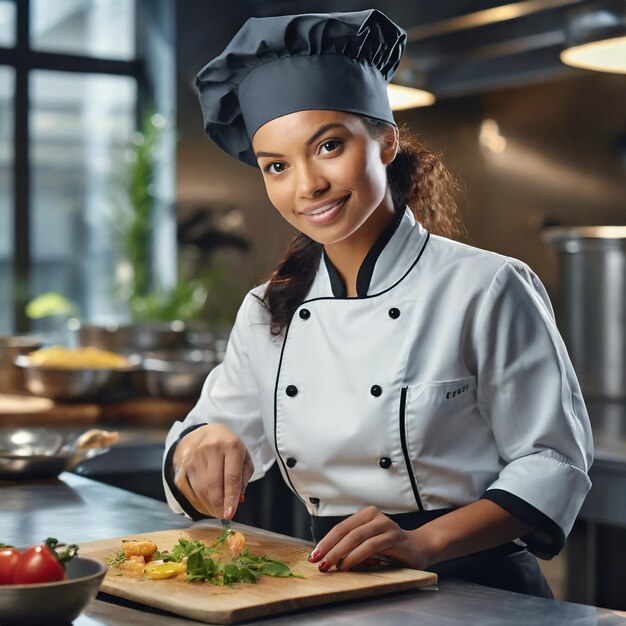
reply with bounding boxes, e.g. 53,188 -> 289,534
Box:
308,506 -> 433,572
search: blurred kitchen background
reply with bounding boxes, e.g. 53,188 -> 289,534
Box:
0,0 -> 625,610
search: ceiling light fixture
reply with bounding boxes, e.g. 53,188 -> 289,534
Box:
387,83 -> 436,110
560,0 -> 626,74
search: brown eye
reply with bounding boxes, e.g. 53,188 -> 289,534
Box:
320,139 -> 342,154
265,161 -> 285,174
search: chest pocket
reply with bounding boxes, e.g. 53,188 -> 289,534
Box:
403,375 -> 478,458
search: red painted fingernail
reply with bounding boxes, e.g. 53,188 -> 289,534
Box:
309,547 -> 321,562
318,560 -> 329,572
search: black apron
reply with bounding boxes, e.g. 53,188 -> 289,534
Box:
311,509 -> 554,599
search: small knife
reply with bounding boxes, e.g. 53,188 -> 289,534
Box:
221,495 -> 244,531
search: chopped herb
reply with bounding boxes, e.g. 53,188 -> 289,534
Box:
153,536 -> 216,563
213,528 -> 233,547
105,551 -> 126,568
107,533 -> 304,585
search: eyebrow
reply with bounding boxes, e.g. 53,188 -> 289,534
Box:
255,123 -> 346,159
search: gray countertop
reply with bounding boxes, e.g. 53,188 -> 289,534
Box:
2,473 -> 625,625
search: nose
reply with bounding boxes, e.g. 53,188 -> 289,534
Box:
296,161 -> 329,198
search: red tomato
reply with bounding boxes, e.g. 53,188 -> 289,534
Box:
0,548 -> 20,585
12,545 -> 65,584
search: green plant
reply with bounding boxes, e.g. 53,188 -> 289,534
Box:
114,111 -> 164,301
112,112 -> 246,325
25,293 -> 76,320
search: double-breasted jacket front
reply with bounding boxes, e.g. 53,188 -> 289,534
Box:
164,208 -> 593,558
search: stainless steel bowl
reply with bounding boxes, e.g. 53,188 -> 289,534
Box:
73,321 -> 211,353
0,428 -> 116,480
140,349 -> 218,398
0,556 -> 106,624
14,354 -> 139,400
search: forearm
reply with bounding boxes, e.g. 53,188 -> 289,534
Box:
413,499 -> 532,567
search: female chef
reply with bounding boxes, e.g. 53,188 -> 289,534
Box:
163,10 -> 593,597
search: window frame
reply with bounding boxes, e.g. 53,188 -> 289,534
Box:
0,0 -> 143,331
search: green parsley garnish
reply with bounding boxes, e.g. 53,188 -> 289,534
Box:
104,550 -> 126,568
153,535 -> 304,585
212,528 -> 233,547
152,536 -> 216,562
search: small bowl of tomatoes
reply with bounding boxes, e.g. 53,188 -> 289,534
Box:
0,538 -> 106,625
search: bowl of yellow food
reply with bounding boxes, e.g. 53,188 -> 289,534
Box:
14,346 -> 139,400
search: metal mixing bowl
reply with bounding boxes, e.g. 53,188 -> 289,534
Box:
73,321 -> 211,353
140,349 -> 219,398
0,428 -> 115,480
14,354 -> 139,400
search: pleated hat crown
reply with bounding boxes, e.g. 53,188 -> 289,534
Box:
196,9 -> 407,167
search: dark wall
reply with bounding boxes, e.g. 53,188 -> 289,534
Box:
396,72 -> 626,297
175,2 -> 297,302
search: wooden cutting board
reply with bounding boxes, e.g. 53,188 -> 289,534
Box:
80,526 -> 437,624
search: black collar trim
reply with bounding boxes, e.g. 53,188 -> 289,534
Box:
312,231 -> 429,304
323,210 -> 404,299
323,251 -> 347,298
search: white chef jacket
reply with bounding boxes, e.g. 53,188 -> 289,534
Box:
163,207 -> 593,558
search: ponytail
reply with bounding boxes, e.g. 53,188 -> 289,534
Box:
368,118 -> 466,241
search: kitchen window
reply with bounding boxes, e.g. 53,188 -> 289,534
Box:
0,0 -> 173,336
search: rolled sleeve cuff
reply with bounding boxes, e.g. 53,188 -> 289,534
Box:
163,424 -> 210,521
482,452 -> 591,558
481,489 -> 564,558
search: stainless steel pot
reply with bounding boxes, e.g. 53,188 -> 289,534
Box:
543,226 -> 626,400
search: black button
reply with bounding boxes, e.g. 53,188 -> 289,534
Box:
286,457 -> 297,468
286,385 -> 298,397
388,308 -> 400,319
379,457 -> 392,469
370,385 -> 382,397
309,497 -> 320,504
299,308 -> 311,320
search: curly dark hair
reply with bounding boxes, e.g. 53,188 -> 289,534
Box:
260,117 -> 466,335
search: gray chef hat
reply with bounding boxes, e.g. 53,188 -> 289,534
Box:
196,9 -> 406,167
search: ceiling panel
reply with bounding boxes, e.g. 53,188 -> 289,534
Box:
178,0 -> 599,99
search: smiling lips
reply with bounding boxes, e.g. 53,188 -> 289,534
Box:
300,195 -> 350,225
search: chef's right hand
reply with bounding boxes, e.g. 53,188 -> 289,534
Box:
172,424 -> 254,520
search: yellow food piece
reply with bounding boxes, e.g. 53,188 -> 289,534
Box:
121,540 -> 158,558
28,346 -> 129,369
144,561 -> 187,580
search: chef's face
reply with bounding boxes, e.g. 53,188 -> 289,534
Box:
252,110 -> 398,246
